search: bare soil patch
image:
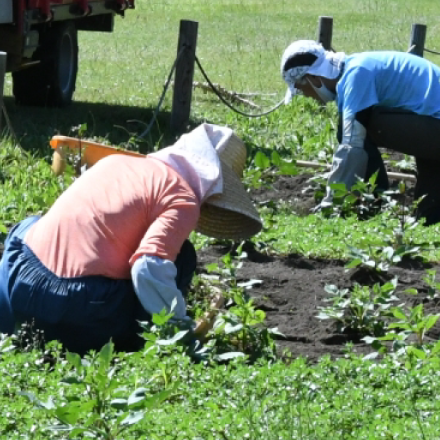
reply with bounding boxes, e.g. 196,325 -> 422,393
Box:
197,241 -> 440,362
197,171 -> 439,362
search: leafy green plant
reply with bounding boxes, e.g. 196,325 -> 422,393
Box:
315,172 -> 383,220
210,290 -> 280,361
186,275 -> 218,320
379,183 -> 428,256
343,183 -> 434,276
421,269 -> 440,300
203,246 -> 281,361
365,302 -> 440,368
244,150 -> 298,190
388,304 -> 440,346
317,278 -> 399,337
346,243 -> 395,274
21,341 -> 180,439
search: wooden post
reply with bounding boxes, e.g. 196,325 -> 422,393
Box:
170,20 -> 198,135
317,16 -> 333,50
409,23 -> 427,57
0,52 -> 6,133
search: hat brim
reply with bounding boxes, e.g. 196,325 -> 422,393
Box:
196,161 -> 262,240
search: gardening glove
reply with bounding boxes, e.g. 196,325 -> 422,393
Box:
316,117 -> 369,209
194,291 -> 225,339
322,143 -> 368,203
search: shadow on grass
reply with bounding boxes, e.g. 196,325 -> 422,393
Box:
3,97 -> 202,158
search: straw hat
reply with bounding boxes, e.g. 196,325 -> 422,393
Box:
196,130 -> 263,240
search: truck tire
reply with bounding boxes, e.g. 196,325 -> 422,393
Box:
13,22 -> 78,107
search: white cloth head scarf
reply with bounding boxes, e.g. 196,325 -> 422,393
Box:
281,40 -> 345,103
148,123 -> 234,203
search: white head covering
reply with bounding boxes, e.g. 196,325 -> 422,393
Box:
148,124 -> 229,203
280,40 -> 345,103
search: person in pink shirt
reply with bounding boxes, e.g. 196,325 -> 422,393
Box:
0,123 -> 262,354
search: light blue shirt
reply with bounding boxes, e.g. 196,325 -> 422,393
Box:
337,51 -> 440,120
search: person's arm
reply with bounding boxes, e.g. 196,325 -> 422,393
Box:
129,194 -> 200,323
131,255 -> 192,322
320,116 -> 369,206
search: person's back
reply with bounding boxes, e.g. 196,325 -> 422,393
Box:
25,155 -> 200,279
338,51 -> 440,118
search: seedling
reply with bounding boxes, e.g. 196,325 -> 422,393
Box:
203,246 -> 280,361
422,269 -> 440,300
317,278 -> 399,337
316,172 -> 383,220
388,304 -> 440,346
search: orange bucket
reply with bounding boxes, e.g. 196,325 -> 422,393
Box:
50,135 -> 145,175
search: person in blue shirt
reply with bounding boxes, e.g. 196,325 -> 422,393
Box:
281,39 -> 440,225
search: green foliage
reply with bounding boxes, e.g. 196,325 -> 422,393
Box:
421,269 -> 440,300
21,341 -> 181,439
336,182 -> 435,275
210,291 -> 279,362
3,339 -> 440,439
318,172 -> 383,220
388,304 -> 440,346
0,140 -> 72,231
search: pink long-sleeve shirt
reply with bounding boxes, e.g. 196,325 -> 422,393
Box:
25,155 -> 200,279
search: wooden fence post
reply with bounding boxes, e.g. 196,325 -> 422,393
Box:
317,16 -> 333,50
0,52 -> 6,133
170,20 -> 198,135
409,23 -> 427,57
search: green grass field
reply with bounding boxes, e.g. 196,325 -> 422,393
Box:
4,0 -> 440,150
3,1 -> 440,438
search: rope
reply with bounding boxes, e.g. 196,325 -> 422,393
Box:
138,46 -> 185,139
195,55 -> 284,118
424,47 -> 440,56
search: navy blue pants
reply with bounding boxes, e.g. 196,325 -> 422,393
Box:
339,106 -> 440,226
0,216 -> 197,355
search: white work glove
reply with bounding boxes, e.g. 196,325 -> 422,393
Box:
312,143 -> 368,212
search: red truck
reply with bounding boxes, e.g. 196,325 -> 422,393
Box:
0,0 -> 134,106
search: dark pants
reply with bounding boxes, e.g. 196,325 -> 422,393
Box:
338,106 -> 440,225
0,216 -> 197,355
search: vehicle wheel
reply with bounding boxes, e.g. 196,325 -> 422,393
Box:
13,22 -> 78,107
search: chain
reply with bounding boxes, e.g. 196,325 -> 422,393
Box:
195,55 -> 284,118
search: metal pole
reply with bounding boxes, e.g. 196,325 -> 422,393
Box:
317,16 -> 333,50
0,52 -> 6,133
170,20 -> 199,135
409,23 -> 427,57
